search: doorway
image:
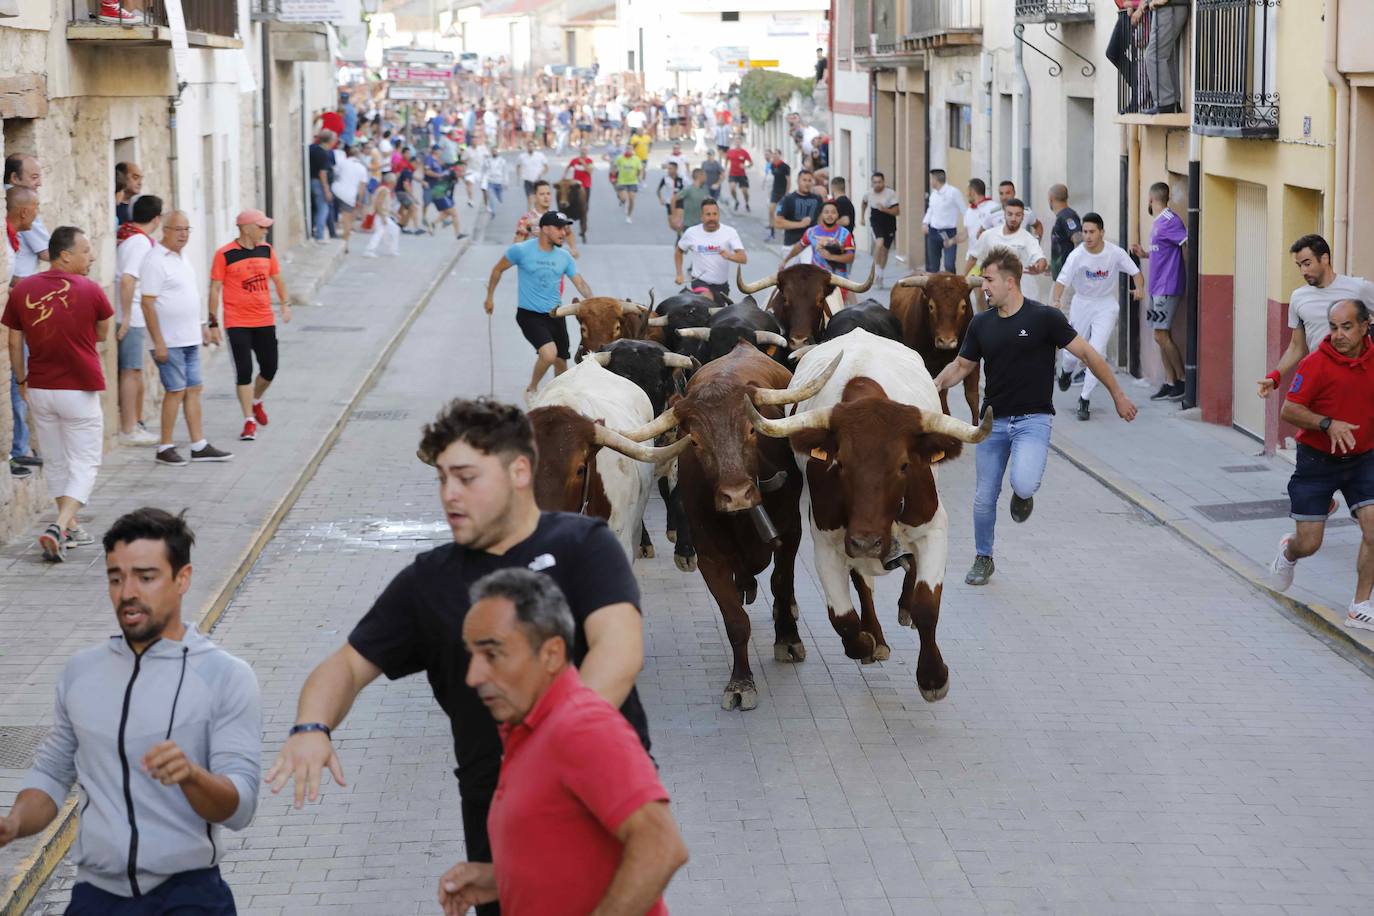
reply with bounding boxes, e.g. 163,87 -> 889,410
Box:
1065,97 -> 1093,213
1231,182 -> 1268,438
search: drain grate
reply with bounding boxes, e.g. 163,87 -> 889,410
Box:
1193,499 -> 1291,523
299,325 -> 366,333
0,725 -> 49,768
351,409 -> 412,421
1221,464 -> 1270,473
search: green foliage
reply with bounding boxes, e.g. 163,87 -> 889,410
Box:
737,70 -> 815,124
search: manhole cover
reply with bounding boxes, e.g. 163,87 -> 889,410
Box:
300,325 -> 365,333
1221,464 -> 1270,473
0,725 -> 49,768
351,409 -> 412,421
1193,499 -> 1291,523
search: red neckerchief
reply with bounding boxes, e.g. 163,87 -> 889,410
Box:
5,220 -> 18,254
117,222 -> 152,243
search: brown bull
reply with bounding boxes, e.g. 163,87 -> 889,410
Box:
555,179 -> 589,241
737,263 -> 874,349
618,343 -> 841,710
889,272 -> 984,421
555,294 -> 651,361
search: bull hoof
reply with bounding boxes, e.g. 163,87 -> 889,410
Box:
773,641 -> 806,663
742,586 -> 757,605
639,543 -> 655,559
919,676 -> 951,703
791,601 -> 800,620
674,554 -> 697,573
721,679 -> 759,711
897,607 -> 912,628
666,529 -> 677,544
873,643 -> 891,662
849,631 -> 877,663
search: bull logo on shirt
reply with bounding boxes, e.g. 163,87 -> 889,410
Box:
23,279 -> 72,326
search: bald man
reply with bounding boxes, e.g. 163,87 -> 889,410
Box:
4,184 -> 42,477
1047,183 -> 1083,285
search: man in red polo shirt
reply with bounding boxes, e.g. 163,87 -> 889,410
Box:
441,569 -> 688,916
1270,298 -> 1374,630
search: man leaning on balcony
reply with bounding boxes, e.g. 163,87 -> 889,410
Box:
1132,0 -> 1187,115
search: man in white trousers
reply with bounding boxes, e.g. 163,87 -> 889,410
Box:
363,173 -> 400,258
1051,212 -> 1145,421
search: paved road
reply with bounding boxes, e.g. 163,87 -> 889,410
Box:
27,151 -> 1374,915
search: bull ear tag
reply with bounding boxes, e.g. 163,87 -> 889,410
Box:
928,450 -> 945,464
809,447 -> 829,462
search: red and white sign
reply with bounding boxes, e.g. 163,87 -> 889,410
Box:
385,67 -> 452,82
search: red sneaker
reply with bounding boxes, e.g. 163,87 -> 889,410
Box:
240,419 -> 257,441
252,402 -> 269,426
98,0 -> 145,23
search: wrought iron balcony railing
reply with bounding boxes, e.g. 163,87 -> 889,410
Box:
70,0 -> 238,38
1114,2 -> 1189,117
1193,0 -> 1279,138
1015,0 -> 1094,24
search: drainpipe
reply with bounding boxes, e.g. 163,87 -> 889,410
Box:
1183,6 -> 1201,410
261,20 -> 275,242
1322,0 -> 1349,271
1118,125 -> 1132,370
923,60 -> 932,201
167,96 -> 180,205
1014,26 -> 1030,201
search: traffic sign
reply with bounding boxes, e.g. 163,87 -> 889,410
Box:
385,67 -> 452,81
383,47 -> 454,68
748,60 -> 780,68
387,84 -> 452,101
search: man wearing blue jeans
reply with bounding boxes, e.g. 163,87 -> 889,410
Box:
308,130 -> 336,241
934,247 -> 1137,585
921,168 -> 963,273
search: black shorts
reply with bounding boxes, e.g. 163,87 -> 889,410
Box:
515,308 -> 570,360
1288,444 -> 1374,521
729,175 -> 749,188
872,220 -> 897,247
522,179 -> 538,198
769,189 -> 786,205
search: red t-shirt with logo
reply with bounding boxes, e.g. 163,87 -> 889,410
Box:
1286,336 -> 1374,454
569,156 -> 594,190
2,271 -> 114,391
725,147 -> 752,178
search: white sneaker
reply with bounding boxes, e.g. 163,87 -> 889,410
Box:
626,215 -> 632,223
1347,601 -> 1374,631
1269,534 -> 1297,591
120,427 -> 160,446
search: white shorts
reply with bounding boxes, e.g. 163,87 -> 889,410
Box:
27,387 -> 103,505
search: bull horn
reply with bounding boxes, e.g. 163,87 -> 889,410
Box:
787,344 -> 815,363
895,274 -> 929,288
618,407 -> 679,442
828,264 -> 875,293
646,288 -> 655,311
754,330 -> 788,348
918,405 -> 994,443
708,306 -> 726,315
662,352 -> 697,370
593,424 -> 693,464
588,351 -> 612,366
736,265 -> 778,295
750,353 -> 842,406
964,275 -> 985,287
647,315 -> 670,327
619,299 -> 649,315
676,327 -> 710,341
747,400 -> 832,438
553,302 -> 581,317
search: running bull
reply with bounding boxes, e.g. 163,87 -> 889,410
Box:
736,263 -> 874,350
888,272 -> 984,421
555,179 -> 589,242
555,293 -> 651,361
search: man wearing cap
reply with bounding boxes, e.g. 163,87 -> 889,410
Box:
209,211 -> 291,443
483,212 -> 594,405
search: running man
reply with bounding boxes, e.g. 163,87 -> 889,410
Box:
675,198 -> 747,304
764,150 -> 790,242
484,211 -> 594,403
724,138 -> 753,212
934,247 -> 1136,587
562,144 -> 596,228
209,209 -> 291,442
784,200 -> 855,276
860,172 -> 899,286
966,197 -> 1046,278
657,161 -> 685,233
1269,299 -> 1374,631
1051,212 -> 1144,421
612,144 -> 643,223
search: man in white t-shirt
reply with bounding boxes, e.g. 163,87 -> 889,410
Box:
139,211 -> 232,466
1258,233 -> 1374,400
625,105 -> 647,133
674,200 -> 747,304
517,142 -> 548,209
330,146 -> 369,252
1051,212 -> 1144,421
114,194 -> 163,446
662,142 -> 689,177
966,197 -> 1047,277
960,178 -> 998,249
981,180 -> 1043,241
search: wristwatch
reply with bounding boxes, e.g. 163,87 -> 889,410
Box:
289,722 -> 332,739
1319,417 -> 1333,433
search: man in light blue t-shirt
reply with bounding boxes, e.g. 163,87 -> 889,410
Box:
484,211 -> 595,404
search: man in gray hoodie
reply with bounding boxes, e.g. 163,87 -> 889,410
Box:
0,508 -> 261,914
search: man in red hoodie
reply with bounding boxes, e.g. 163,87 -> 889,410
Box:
1270,298 -> 1374,630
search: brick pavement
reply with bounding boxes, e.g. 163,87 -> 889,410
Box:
17,154 -> 1374,916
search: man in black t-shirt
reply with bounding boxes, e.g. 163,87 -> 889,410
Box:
934,248 -> 1137,587
266,400 -> 649,916
765,151 -> 791,241
773,168 -> 824,250
830,176 -> 855,229
308,130 -> 336,241
1047,183 -> 1083,284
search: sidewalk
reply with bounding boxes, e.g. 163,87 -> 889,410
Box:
0,229 -> 474,915
1046,376 -> 1374,668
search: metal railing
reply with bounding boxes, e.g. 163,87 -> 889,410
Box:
1114,2 -> 1188,116
1193,0 -> 1279,138
1015,0 -> 1094,22
908,0 -> 982,37
71,0 -> 238,37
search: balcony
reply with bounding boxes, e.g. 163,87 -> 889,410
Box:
853,0 -> 925,67
904,0 -> 981,50
1015,0 -> 1094,24
1113,1 -> 1190,126
67,0 -> 242,48
1193,0 -> 1279,139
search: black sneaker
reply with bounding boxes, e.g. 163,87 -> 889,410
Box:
1149,383 -> 1174,401
1072,369 -> 1085,385
1076,398 -> 1090,421
10,460 -> 31,478
191,443 -> 234,462
156,447 -> 189,467
1010,494 -> 1034,523
1166,381 -> 1186,401
965,555 -> 995,586
12,454 -> 42,467
1057,370 -> 1072,392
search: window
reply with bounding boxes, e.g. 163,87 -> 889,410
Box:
721,11 -> 739,21
947,103 -> 971,150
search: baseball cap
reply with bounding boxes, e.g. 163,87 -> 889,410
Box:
538,211 -> 575,228
235,208 -> 273,228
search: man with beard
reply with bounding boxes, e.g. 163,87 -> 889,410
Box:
675,198 -> 747,304
966,197 -> 1047,278
267,400 -> 649,916
785,200 -> 855,278
0,508 -> 261,912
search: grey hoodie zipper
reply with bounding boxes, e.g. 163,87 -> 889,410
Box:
116,642 -> 154,898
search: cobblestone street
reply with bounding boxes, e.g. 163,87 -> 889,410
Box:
15,165 -> 1374,916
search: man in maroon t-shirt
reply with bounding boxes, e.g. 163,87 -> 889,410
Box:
3,226 -> 113,562
1270,298 -> 1374,630
723,137 -> 753,213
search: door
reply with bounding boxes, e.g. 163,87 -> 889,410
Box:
1232,182 -> 1268,437
1066,97 -> 1093,213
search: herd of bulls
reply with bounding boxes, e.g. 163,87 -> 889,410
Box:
526,264 -> 994,710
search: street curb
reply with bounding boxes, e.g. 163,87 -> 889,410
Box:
1049,437 -> 1374,679
0,237 -> 473,916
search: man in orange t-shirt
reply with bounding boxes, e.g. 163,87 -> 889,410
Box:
209,209 -> 291,442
